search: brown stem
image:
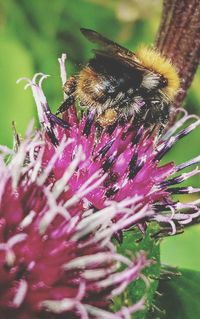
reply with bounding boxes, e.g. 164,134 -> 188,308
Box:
156,0 -> 200,107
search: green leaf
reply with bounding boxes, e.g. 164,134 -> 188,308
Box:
112,225 -> 161,319
0,31 -> 35,147
148,268 -> 200,319
161,225 -> 200,271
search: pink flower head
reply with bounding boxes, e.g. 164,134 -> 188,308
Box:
0,135 -> 150,319
17,60 -> 200,237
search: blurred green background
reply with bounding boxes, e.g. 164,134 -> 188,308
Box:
0,0 -> 199,270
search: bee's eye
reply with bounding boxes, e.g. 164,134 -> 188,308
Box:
160,76 -> 168,88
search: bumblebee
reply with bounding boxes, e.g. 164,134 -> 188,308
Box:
57,28 -> 180,129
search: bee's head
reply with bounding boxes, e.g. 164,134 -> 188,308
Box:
135,46 -> 180,99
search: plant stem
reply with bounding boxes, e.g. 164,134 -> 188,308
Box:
156,0 -> 200,107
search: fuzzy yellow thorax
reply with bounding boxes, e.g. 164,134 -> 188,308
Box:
136,46 -> 180,99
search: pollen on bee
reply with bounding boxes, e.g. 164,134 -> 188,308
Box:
98,108 -> 117,127
136,46 -> 180,99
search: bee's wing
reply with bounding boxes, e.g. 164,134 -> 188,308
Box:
80,28 -> 148,72
81,28 -> 133,56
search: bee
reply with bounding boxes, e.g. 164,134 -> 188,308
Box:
57,28 -> 180,130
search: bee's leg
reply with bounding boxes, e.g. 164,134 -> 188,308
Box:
158,102 -> 170,136
47,113 -> 70,129
56,76 -> 77,115
56,95 -> 75,115
83,110 -> 96,137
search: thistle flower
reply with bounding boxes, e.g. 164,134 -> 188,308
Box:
17,58 -> 200,236
0,133 -> 151,319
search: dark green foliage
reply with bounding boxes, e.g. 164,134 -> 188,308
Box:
113,226 -> 161,318
148,268 -> 200,319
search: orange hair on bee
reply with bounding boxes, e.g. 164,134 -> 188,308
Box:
136,46 -> 180,99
